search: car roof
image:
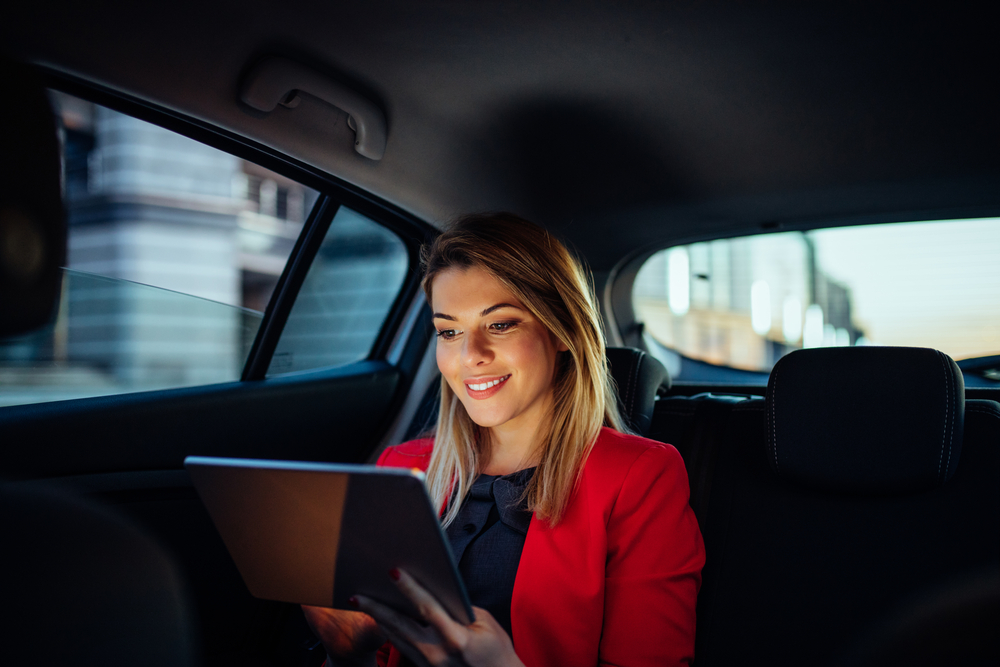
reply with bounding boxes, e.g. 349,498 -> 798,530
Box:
5,1 -> 1000,270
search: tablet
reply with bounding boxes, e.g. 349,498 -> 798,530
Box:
184,456 -> 474,625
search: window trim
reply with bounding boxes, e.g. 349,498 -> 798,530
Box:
241,196 -> 340,380
40,66 -> 436,383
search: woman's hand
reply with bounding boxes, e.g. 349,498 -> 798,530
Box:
353,568 -> 525,667
301,604 -> 386,667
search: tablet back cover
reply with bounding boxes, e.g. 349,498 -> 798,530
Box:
185,457 -> 472,624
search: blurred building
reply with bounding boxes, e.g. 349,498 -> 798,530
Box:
634,231 -> 864,373
14,90 -> 411,408
56,93 -> 317,390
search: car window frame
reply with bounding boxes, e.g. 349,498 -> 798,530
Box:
38,67 -> 435,388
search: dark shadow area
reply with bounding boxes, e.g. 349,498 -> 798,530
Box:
481,98 -> 698,227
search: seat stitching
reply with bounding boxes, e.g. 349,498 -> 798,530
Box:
770,366 -> 779,473
935,351 -> 946,479
935,350 -> 952,483
966,403 -> 1000,418
942,352 -> 955,479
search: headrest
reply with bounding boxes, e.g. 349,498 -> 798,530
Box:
607,346 -> 670,436
766,347 -> 964,494
0,483 -> 196,665
0,56 -> 67,336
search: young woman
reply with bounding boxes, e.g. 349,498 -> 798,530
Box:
304,213 -> 704,667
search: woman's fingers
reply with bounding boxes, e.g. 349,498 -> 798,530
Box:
352,594 -> 424,641
358,582 -> 524,667
357,570 -> 523,666
389,568 -> 469,651
300,604 -> 385,659
353,594 -> 451,666
366,614 -> 436,667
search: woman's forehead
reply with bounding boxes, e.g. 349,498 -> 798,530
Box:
430,266 -> 524,316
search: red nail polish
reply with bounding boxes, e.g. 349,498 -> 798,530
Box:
348,596 -> 359,608
389,568 -> 401,581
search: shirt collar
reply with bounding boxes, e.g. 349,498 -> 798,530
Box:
471,467 -> 535,535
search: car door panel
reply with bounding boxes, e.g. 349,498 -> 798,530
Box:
0,359 -> 406,667
0,360 -> 401,478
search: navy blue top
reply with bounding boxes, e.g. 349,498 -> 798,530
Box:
444,467 -> 535,639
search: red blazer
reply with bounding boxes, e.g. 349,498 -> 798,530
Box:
375,427 -> 705,667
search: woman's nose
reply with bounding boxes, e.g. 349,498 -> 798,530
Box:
462,330 -> 493,366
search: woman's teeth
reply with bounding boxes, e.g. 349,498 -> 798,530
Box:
469,376 -> 509,391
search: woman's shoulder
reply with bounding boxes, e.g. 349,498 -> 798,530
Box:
376,436 -> 435,470
574,428 -> 694,531
590,426 -> 682,463
583,427 -> 686,486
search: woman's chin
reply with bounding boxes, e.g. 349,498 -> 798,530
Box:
467,414 -> 506,430
461,405 -> 511,430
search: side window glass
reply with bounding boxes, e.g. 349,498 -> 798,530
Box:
268,206 -> 409,376
633,219 -> 1000,385
0,91 -> 318,407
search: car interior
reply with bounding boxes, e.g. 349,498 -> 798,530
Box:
1,2 -> 998,666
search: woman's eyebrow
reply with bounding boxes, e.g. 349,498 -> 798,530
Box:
480,303 -> 521,316
433,303 -> 521,320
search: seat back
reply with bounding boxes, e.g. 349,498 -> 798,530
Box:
650,347 -> 999,666
606,346 -> 669,435
0,55 -> 197,667
0,483 -> 199,666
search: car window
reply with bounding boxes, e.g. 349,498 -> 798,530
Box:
1,90 -> 410,407
267,206 -> 409,376
633,218 -> 1000,385
0,270 -> 264,407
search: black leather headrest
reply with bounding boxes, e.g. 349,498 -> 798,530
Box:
0,56 -> 66,336
766,347 -> 964,494
607,346 -> 670,435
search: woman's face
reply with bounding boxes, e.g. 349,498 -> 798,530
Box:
431,266 -> 567,442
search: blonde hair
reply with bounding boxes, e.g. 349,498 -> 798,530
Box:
421,213 -> 626,527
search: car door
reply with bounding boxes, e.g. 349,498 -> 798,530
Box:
0,77 -> 436,666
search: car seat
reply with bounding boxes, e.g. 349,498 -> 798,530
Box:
0,54 -> 198,667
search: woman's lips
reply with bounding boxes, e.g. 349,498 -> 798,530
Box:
464,374 -> 511,399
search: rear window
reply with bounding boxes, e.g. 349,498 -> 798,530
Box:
633,218 -> 1000,384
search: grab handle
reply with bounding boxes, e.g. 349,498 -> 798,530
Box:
241,57 -> 387,160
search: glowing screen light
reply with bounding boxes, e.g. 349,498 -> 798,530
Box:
803,304 -> 825,348
750,280 -> 771,335
782,296 -> 802,343
667,247 -> 690,315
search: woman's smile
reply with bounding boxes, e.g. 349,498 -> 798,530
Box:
465,374 -> 511,397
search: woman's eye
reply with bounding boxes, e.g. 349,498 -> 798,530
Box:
436,329 -> 459,340
489,321 -> 518,333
